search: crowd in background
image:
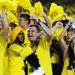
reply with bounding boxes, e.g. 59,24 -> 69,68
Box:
0,0 -> 75,75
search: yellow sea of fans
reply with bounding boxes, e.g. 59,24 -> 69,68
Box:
0,0 -> 75,75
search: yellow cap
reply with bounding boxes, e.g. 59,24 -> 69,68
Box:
10,26 -> 23,43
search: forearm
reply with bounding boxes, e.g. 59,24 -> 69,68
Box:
1,11 -> 9,41
43,12 -> 51,28
63,47 -> 68,61
60,25 -> 69,39
20,46 -> 33,58
9,44 -> 33,58
51,25 -> 58,35
39,22 -> 52,38
59,35 -> 68,61
2,10 -> 9,29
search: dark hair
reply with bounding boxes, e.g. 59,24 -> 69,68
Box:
19,13 -> 30,24
29,25 -> 40,32
10,22 -> 17,30
52,20 -> 69,27
52,21 -> 58,27
14,31 -> 25,45
61,20 -> 69,27
67,26 -> 75,32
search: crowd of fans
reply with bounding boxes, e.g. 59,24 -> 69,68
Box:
0,0 -> 75,75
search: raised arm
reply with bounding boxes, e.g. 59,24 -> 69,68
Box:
59,24 -> 69,61
30,13 -> 52,40
40,22 -> 63,41
1,10 -> 9,41
51,21 -> 63,36
43,12 -> 51,28
39,22 -> 52,40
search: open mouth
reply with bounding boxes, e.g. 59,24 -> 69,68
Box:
29,36 -> 33,38
28,34 -> 33,38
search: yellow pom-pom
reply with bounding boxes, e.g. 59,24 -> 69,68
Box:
57,6 -> 64,14
49,3 -> 58,17
18,0 -> 31,10
2,0 -> 13,11
0,0 -> 18,12
48,16 -> 53,25
10,0 -> 18,12
34,2 -> 43,16
49,3 -> 65,23
7,11 -> 18,25
52,6 -> 64,22
29,7 -> 35,16
52,14 -> 64,23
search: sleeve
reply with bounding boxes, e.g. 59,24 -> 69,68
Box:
9,44 -> 23,54
20,46 -> 33,58
9,44 -> 33,58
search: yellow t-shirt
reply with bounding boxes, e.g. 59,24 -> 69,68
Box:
35,36 -> 52,75
7,43 -> 33,75
27,36 -> 53,75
